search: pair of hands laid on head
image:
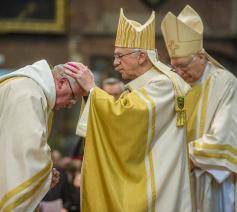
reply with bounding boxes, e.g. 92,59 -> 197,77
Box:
64,62 -> 96,95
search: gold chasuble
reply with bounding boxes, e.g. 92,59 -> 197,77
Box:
77,69 -> 193,212
84,88 -> 149,212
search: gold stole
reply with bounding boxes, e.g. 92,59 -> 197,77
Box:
186,77 -> 211,142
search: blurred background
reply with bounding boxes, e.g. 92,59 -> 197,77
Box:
0,0 -> 236,156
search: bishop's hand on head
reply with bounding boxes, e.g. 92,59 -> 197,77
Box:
64,62 -> 96,94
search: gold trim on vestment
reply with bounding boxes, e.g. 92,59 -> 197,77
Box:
0,162 -> 52,210
139,88 -> 157,212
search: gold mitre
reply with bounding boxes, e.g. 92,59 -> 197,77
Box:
115,8 -> 155,49
161,5 -> 203,58
161,5 -> 224,69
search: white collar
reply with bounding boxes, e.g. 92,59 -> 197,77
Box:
125,67 -> 158,91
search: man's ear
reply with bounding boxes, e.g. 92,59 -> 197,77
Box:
199,52 -> 207,65
56,77 -> 67,89
138,52 -> 146,65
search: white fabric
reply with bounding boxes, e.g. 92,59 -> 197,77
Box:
193,171 -> 234,212
134,74 -> 192,212
207,169 -> 230,184
0,59 -> 56,110
189,62 -> 237,212
0,60 -> 55,211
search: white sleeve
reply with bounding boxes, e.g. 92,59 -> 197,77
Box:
76,88 -> 94,137
206,169 -> 231,183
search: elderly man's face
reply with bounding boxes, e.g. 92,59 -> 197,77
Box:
170,54 -> 205,86
113,47 -> 141,80
55,76 -> 83,110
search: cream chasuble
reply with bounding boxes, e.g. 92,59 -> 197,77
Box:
77,68 -> 193,212
186,62 -> 237,212
0,60 -> 55,211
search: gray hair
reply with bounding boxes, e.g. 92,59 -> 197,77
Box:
132,48 -> 149,58
130,48 -> 147,54
52,64 -> 78,86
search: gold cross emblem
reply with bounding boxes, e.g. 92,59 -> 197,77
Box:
168,40 -> 179,56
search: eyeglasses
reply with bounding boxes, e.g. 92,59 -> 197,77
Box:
113,51 -> 138,60
171,55 -> 197,71
67,80 -> 77,103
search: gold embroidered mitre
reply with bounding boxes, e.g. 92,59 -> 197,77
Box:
115,8 -> 155,49
161,5 -> 203,57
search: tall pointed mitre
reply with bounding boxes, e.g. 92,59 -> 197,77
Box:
161,5 -> 224,68
161,5 -> 203,58
115,8 -> 155,49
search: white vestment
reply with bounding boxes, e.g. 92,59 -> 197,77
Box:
0,60 -> 55,211
187,62 -> 237,212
